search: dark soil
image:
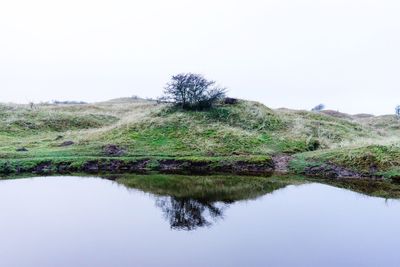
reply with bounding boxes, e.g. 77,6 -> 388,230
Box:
0,158 -> 275,176
103,144 -> 125,156
272,155 -> 292,173
59,141 -> 74,147
303,163 -> 380,179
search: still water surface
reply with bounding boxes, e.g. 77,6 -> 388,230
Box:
0,176 -> 399,267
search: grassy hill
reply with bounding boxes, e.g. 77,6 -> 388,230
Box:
0,98 -> 399,178
290,112 -> 400,179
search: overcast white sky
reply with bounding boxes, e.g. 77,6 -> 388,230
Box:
1,0 -> 399,115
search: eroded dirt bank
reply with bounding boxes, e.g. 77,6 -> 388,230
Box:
0,155 -> 392,181
0,158 -> 275,176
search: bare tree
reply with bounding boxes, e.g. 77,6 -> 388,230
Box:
163,73 -> 226,110
155,196 -> 225,231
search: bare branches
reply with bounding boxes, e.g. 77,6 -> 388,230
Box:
163,73 -> 226,110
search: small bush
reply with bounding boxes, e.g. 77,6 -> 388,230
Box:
162,73 -> 226,110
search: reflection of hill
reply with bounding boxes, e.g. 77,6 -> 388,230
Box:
116,174 -> 294,230
318,178 -> 400,199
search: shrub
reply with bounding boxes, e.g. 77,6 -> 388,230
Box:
162,73 -> 226,110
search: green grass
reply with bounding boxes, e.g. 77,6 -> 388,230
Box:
0,98 -> 377,159
0,105 -> 117,135
99,100 -> 347,156
291,145 -> 400,180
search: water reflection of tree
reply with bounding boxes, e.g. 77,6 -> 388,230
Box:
155,197 -> 227,231
115,174 -> 292,230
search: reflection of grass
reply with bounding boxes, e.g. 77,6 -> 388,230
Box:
117,173 -> 400,200
2,172 -> 400,199
317,178 -> 400,199
116,174 -> 306,202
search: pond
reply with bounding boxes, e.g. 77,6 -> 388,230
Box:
0,175 -> 400,267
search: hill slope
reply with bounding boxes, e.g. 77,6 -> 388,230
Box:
0,98 -> 399,177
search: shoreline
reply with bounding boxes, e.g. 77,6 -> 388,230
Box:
0,156 -> 275,176
0,154 -> 387,180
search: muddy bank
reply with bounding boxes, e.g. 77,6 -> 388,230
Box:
1,156 -> 386,180
156,159 -> 274,175
300,163 -> 382,180
0,157 -> 275,176
272,155 -> 292,174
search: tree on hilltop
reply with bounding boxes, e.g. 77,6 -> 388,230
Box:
162,73 -> 226,110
